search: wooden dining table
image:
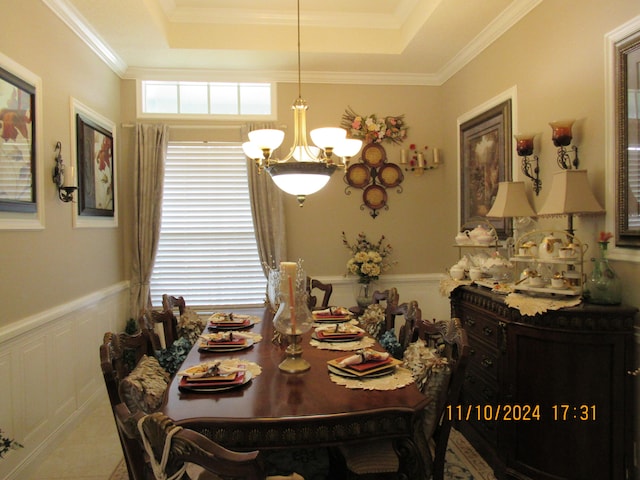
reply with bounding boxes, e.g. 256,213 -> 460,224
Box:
161,307 -> 430,478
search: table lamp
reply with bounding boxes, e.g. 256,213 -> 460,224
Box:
537,169 -> 604,236
486,181 -> 537,245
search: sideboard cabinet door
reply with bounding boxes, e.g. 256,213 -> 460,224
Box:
504,323 -> 630,480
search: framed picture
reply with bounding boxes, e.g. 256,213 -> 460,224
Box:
0,65 -> 36,213
76,111 -> 115,218
459,99 -> 512,238
614,24 -> 640,248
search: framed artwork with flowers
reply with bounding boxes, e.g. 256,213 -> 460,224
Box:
71,98 -> 117,228
459,99 -> 512,238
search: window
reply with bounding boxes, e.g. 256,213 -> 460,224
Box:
140,81 -> 274,117
149,142 -> 266,309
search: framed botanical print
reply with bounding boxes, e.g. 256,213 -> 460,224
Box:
0,65 -> 36,213
71,98 -> 117,228
459,99 -> 512,238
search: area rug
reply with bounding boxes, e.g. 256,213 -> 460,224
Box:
108,429 -> 496,480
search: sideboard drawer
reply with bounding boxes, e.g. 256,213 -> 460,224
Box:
467,338 -> 499,382
460,309 -> 501,349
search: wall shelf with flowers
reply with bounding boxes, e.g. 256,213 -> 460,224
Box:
342,231 -> 395,308
341,106 -> 408,145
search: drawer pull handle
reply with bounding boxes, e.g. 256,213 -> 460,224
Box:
481,357 -> 493,368
483,327 -> 493,336
467,319 -> 476,327
628,367 -> 640,376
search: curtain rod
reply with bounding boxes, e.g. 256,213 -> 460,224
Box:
120,123 -> 243,130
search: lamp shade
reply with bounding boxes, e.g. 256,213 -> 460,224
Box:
310,127 -> 346,150
486,181 -> 536,218
248,129 -> 285,151
333,138 -> 363,158
242,141 -> 263,160
267,162 -> 337,204
537,169 -> 604,216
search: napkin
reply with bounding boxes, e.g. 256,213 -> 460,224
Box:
339,349 -> 389,367
179,361 -> 247,379
313,306 -> 350,317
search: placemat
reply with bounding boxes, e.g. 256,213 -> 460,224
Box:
328,366 -> 414,391
309,336 -> 375,351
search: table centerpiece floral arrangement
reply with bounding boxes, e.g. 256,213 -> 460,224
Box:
342,232 -> 395,307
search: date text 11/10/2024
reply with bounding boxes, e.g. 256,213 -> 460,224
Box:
445,404 -> 597,422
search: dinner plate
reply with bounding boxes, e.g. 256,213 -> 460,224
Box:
207,315 -> 258,330
327,363 -> 395,379
312,315 -> 352,324
198,338 -> 254,353
312,332 -> 364,343
327,357 -> 402,378
178,371 -> 253,393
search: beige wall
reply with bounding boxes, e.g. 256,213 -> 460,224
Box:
0,1 -> 124,326
2,0 -> 640,327
439,0 -> 640,308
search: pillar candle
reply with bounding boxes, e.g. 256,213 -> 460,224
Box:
417,153 -> 425,168
64,165 -> 75,187
433,148 -> 440,165
280,261 -> 298,302
400,149 -> 407,164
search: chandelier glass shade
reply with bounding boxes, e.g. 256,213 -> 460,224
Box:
242,0 -> 361,205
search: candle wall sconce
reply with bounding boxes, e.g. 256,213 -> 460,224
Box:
52,142 -> 77,202
514,134 -> 542,195
549,119 -> 579,169
400,145 -> 441,176
344,143 -> 403,218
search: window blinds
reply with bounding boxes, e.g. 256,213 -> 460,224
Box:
150,141 -> 266,309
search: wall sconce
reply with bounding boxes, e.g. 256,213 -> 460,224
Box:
400,145 -> 441,176
52,142 -> 77,202
514,133 -> 542,196
549,119 -> 579,169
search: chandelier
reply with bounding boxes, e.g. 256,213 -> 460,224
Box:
242,0 -> 362,206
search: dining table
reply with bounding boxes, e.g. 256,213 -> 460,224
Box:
161,306 -> 430,478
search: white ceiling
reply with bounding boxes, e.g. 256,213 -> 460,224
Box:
43,0 -> 542,85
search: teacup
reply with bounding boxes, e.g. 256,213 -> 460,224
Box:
559,247 -> 576,258
551,277 -> 567,288
469,267 -> 483,281
528,276 -> 544,287
450,266 -> 465,280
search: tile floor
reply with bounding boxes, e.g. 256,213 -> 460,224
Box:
27,395 -> 123,480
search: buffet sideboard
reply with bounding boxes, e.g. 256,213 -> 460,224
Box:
450,285 -> 637,480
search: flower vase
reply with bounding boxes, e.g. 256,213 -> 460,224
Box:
354,280 -> 377,309
585,242 -> 622,305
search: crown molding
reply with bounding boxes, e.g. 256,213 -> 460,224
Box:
42,0 -> 127,76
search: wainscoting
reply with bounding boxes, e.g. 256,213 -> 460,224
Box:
0,281 -> 130,480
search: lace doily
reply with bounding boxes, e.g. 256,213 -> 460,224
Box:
329,366 -> 414,391
504,292 -> 582,316
309,337 -> 376,351
439,277 -> 472,297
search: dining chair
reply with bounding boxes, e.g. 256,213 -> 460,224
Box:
130,410 -> 305,480
392,300 -> 422,352
138,309 -> 179,351
306,277 -> 333,310
335,317 -> 470,480
371,287 -> 400,334
100,334 -> 152,480
162,294 -> 186,316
